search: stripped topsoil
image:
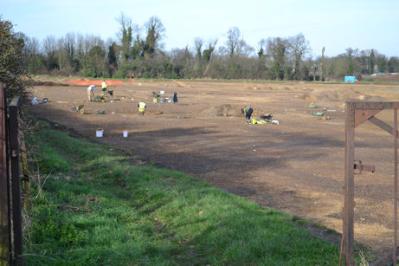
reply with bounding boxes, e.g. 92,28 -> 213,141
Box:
28,79 -> 399,259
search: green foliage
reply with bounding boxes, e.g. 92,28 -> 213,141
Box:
15,12 -> 399,81
388,57 -> 399,73
31,204 -> 87,247
369,49 -> 375,74
26,54 -> 46,74
376,54 -> 387,73
25,121 -> 340,265
267,37 -> 287,80
114,57 -> 179,79
226,59 -> 242,79
131,35 -> 145,59
3,12 -> 394,82
22,35 -> 47,74
107,43 -> 118,77
36,143 -> 69,173
144,16 -> 165,58
119,14 -> 133,62
0,18 -> 26,97
81,45 -> 106,77
113,63 -> 129,79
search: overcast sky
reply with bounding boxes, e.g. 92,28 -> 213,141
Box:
2,0 -> 399,57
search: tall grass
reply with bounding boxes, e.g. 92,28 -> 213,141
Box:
24,122 -> 339,265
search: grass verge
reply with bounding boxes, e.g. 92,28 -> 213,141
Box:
24,121 -> 340,265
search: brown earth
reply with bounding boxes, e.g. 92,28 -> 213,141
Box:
66,78 -> 124,86
28,79 -> 399,257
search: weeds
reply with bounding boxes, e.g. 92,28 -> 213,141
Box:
25,121 -> 340,265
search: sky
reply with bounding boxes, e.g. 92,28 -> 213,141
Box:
2,0 -> 399,57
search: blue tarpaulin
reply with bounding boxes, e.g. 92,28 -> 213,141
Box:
344,76 -> 357,83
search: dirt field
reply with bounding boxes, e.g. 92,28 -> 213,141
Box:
28,79 -> 399,256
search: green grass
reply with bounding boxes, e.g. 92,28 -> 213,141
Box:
25,121 -> 340,265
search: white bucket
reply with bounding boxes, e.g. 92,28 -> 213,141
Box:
123,130 -> 128,138
96,128 -> 104,138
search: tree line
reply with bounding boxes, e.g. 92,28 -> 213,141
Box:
1,18 -> 26,97
13,14 -> 399,80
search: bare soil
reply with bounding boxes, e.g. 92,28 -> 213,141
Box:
66,79 -> 124,86
28,79 -> 399,256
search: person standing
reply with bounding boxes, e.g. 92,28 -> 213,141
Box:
242,105 -> 253,121
137,101 -> 146,115
173,92 -> 178,103
87,85 -> 96,102
101,80 -> 107,96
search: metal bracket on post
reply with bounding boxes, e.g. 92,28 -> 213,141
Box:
353,160 -> 376,175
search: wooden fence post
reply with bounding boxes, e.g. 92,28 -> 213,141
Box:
394,108 -> 398,263
343,102 -> 355,266
0,85 -> 10,265
8,97 -> 22,265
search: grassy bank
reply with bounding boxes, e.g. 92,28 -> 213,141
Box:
24,121 -> 339,265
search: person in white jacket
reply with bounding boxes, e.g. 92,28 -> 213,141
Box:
87,85 -> 96,101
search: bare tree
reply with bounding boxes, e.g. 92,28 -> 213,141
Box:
43,36 -> 59,71
225,27 -> 253,58
267,37 -> 288,80
257,39 -> 267,58
55,33 -> 76,73
202,39 -> 217,76
288,33 -> 310,80
21,35 -> 44,73
170,47 -> 193,78
320,46 -> 325,81
64,33 -> 75,64
388,56 -> 399,73
144,16 -> 165,57
117,13 -> 134,61
369,49 -> 375,74
226,27 -> 241,57
345,48 -> 361,75
194,38 -> 203,60
203,40 -> 217,63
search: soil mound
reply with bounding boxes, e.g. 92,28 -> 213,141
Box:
67,79 -> 124,87
28,80 -> 69,87
298,89 -> 379,103
201,104 -> 241,117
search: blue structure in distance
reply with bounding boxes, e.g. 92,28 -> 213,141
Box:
344,76 -> 357,83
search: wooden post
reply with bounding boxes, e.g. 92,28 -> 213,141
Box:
0,85 -> 10,266
343,102 -> 355,266
342,101 -> 399,265
8,99 -> 22,265
20,135 -> 30,210
394,108 -> 398,264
